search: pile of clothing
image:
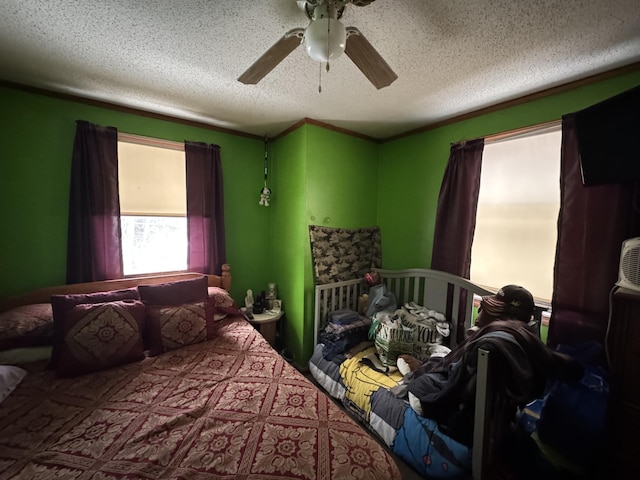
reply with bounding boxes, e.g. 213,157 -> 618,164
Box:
320,309 -> 372,361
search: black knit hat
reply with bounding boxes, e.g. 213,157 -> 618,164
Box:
481,285 -> 535,321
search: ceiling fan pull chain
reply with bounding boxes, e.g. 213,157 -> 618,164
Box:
263,135 -> 269,187
326,1 -> 332,65
318,0 -> 331,93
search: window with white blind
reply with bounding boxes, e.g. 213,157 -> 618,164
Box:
470,125 -> 561,304
118,138 -> 188,275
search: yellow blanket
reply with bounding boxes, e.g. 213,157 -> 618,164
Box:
340,347 -> 403,420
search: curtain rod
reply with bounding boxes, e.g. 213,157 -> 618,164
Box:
118,132 -> 184,151
485,119 -> 562,144
454,119 -> 562,146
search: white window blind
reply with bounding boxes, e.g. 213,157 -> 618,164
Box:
118,141 -> 186,216
470,127 -> 561,302
117,138 -> 188,275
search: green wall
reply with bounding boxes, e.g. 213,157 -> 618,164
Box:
3,67 -> 640,367
269,128 -> 307,360
0,85 -> 268,303
0,85 -> 379,367
378,70 -> 640,270
270,125 -> 379,364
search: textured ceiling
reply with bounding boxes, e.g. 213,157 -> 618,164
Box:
1,0 -> 639,140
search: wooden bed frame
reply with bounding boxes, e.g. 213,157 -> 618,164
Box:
313,268 -> 500,480
0,264 -> 231,313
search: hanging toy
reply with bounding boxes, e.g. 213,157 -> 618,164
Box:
259,186 -> 271,206
259,135 -> 272,207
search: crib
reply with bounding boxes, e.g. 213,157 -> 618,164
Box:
311,268 -> 505,480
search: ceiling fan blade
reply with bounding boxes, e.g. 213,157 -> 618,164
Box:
345,27 -> 397,89
238,28 -> 305,85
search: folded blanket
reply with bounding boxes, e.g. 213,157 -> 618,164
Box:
322,328 -> 372,360
319,313 -> 372,359
324,315 -> 371,337
329,309 -> 360,325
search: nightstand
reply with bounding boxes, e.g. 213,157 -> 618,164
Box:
248,310 -> 283,348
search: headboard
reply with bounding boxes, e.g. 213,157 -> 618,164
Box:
0,264 -> 231,313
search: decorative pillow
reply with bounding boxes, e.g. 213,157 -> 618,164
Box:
0,365 -> 27,404
56,299 -> 146,377
146,301 -> 213,356
138,276 -> 208,306
50,288 -> 140,369
0,303 -> 54,351
208,286 -> 240,320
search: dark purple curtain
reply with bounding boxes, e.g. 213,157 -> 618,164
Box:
431,139 -> 484,342
549,114 -> 640,347
185,141 -> 226,275
431,139 -> 485,277
66,120 -> 122,283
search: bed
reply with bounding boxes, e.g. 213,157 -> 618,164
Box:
309,268 -> 504,480
0,266 -> 402,479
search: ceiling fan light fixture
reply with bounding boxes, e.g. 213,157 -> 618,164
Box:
238,0 -> 397,89
304,17 -> 346,62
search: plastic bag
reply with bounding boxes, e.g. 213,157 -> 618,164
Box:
536,364 -> 609,468
368,310 -> 414,366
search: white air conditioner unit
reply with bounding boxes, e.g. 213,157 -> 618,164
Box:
617,237 -> 640,291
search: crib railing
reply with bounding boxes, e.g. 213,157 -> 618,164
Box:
313,277 -> 364,346
313,269 -> 493,346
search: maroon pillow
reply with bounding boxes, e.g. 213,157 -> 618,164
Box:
207,286 -> 240,320
146,301 -> 213,356
56,300 -> 146,377
50,288 -> 140,368
138,276 -> 208,306
0,304 -> 54,351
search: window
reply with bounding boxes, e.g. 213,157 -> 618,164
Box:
118,136 -> 188,276
470,125 -> 561,304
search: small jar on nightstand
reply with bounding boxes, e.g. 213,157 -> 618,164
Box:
248,310 -> 283,348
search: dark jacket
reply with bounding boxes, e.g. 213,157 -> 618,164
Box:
406,320 -> 583,445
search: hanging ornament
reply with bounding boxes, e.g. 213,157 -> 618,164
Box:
259,135 -> 271,207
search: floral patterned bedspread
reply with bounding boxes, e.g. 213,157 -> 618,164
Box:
0,316 -> 401,479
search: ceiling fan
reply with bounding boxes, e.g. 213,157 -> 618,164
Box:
238,0 -> 397,89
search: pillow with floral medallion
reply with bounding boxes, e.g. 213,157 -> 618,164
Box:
138,276 -> 215,355
146,301 -> 214,356
56,299 -> 146,377
50,288 -> 141,369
